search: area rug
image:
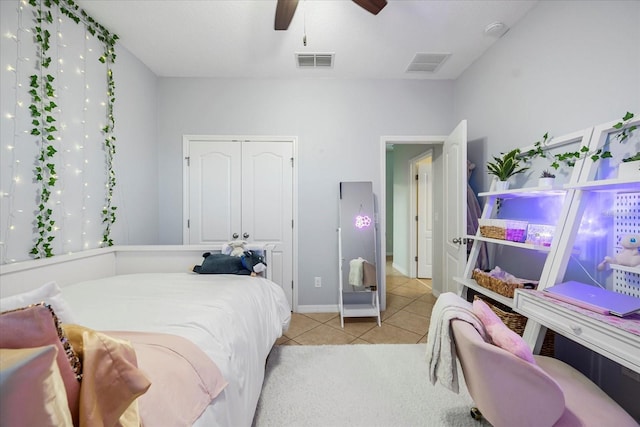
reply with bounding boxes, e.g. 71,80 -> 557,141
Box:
252,344 -> 492,427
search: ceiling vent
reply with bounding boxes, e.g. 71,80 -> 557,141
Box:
406,53 -> 450,73
296,53 -> 334,69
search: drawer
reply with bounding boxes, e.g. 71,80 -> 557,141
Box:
514,291 -> 640,374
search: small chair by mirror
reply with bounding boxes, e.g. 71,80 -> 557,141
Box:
338,181 -> 381,327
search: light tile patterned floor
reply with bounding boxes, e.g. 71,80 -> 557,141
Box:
276,260 -> 436,345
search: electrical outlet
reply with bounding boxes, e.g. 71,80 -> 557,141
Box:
314,277 -> 322,287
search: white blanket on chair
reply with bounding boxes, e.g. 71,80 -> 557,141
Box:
425,292 -> 486,393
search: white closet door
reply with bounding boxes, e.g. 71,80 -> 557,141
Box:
242,141 -> 293,304
188,141 -> 241,245
185,137 -> 294,307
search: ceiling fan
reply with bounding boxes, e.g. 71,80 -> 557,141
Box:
274,0 -> 387,31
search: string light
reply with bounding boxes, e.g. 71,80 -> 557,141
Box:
2,0 -> 115,262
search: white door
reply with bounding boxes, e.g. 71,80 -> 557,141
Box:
443,121 -> 468,294
184,138 -> 294,307
187,141 -> 241,245
241,141 -> 293,304
417,156 -> 433,278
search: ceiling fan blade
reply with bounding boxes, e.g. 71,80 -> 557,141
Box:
274,0 -> 299,31
353,0 -> 387,15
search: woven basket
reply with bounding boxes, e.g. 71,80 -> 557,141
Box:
474,294 -> 554,357
479,225 -> 506,240
471,269 -> 535,298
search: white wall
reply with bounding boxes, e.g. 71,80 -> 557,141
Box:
455,0 -> 640,192
156,78 -> 454,306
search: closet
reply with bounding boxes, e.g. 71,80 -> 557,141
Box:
183,136 -> 294,306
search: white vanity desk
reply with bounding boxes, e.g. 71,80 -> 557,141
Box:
514,289 -> 640,375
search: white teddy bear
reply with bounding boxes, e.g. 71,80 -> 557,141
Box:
222,240 -> 247,257
597,235 -> 640,270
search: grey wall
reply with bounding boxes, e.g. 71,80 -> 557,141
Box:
454,0 -> 640,192
156,78 -> 454,307
111,47 -> 159,245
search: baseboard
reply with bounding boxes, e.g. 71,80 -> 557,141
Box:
392,261 -> 409,277
296,304 -> 339,314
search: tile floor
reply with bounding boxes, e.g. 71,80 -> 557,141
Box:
276,259 -> 437,345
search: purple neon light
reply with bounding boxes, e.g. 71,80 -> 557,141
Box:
355,215 -> 372,229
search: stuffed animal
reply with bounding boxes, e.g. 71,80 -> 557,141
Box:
597,235 -> 640,270
193,252 -> 251,275
225,240 -> 247,257
241,250 -> 267,275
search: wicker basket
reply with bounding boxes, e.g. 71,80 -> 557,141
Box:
474,294 -> 554,357
479,225 -> 506,240
471,269 -> 536,298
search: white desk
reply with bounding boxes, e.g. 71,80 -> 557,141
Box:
514,289 -> 640,374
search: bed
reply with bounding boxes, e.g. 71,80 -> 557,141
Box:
0,245 -> 291,427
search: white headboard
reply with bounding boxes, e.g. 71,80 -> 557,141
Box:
0,244 -> 273,297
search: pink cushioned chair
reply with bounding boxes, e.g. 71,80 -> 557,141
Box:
451,320 -> 638,427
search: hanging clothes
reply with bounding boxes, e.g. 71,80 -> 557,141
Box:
467,161 -> 489,270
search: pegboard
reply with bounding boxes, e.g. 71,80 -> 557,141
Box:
612,192 -> 640,297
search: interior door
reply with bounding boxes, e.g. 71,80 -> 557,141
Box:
443,120 -> 468,294
242,141 -> 294,305
187,140 -> 241,245
417,156 -> 433,278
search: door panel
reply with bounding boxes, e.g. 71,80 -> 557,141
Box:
188,141 -> 241,244
242,141 -> 293,303
443,121 -> 467,294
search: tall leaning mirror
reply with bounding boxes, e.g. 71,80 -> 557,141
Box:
339,181 -> 377,292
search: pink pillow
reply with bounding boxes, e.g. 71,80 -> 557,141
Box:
0,304 -> 82,426
472,299 -> 535,364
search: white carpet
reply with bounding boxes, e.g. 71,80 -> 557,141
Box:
252,344 -> 492,427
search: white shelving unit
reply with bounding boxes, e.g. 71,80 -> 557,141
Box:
512,117 -> 640,365
455,129 -> 593,312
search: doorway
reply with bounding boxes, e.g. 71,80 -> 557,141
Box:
411,150 -> 433,279
379,136 -> 446,311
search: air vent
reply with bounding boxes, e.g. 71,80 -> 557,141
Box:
296,53 -> 334,68
406,53 -> 450,73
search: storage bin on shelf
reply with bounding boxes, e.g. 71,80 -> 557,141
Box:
471,267 -> 538,298
478,219 -> 528,243
473,294 -> 555,357
525,223 -> 556,247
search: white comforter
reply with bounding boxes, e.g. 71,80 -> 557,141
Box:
62,273 -> 291,427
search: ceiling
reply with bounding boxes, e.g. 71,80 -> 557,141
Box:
75,0 -> 538,80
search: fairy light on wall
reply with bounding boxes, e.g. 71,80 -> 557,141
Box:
1,1 -> 34,264
0,0 -> 118,263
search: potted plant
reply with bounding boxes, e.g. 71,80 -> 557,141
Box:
487,148 -> 530,190
538,170 -> 556,187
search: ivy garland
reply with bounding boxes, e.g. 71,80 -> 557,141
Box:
29,0 -> 57,258
523,112 -> 637,169
27,0 -> 118,257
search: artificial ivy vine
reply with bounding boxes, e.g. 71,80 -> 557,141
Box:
27,0 -> 118,257
523,112 -> 638,169
29,0 -> 58,258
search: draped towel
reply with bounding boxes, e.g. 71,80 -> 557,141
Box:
362,261 -> 377,290
425,292 -> 486,393
348,258 -> 364,287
